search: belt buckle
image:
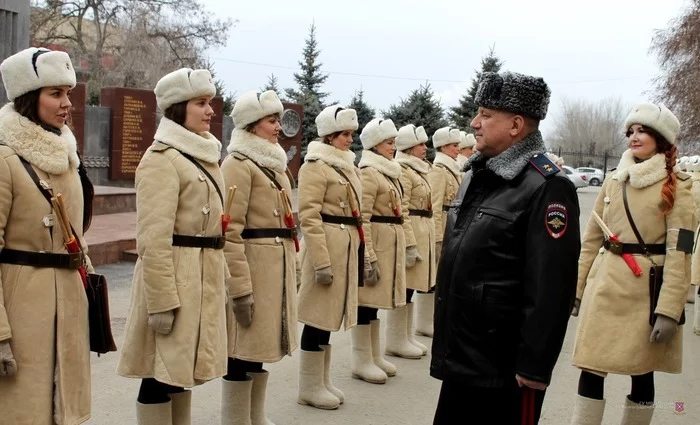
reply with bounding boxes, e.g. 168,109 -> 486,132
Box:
608,240 -> 623,255
69,252 -> 83,270
216,237 -> 226,249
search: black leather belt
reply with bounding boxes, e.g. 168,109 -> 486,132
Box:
172,235 -> 226,249
0,248 -> 84,270
442,205 -> 451,212
408,209 -> 433,218
241,228 -> 294,239
603,240 -> 665,255
370,216 -> 404,225
321,214 -> 360,227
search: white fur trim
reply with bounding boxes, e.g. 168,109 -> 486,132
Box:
459,133 -> 476,149
232,90 -> 284,129
360,118 -> 399,150
546,152 -> 565,167
433,151 -> 461,175
433,126 -> 460,148
304,140 -> 356,172
154,68 -> 216,112
396,151 -> 430,174
396,124 -> 429,151
153,117 -> 221,163
614,149 -> 677,189
0,104 -> 79,174
0,48 -> 76,101
624,103 -> 680,145
359,149 -> 401,179
315,105 -> 359,137
227,128 -> 288,173
456,154 -> 468,169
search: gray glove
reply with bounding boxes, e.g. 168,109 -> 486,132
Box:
148,310 -> 175,335
405,246 -> 422,268
650,315 -> 678,343
232,294 -> 254,328
0,340 -> 17,377
571,298 -> 581,317
315,266 -> 333,285
435,242 -> 442,258
365,261 -> 380,286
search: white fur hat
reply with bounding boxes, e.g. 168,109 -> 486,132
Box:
433,127 -> 461,149
0,47 -> 76,101
459,131 -> 476,149
690,155 -> 700,172
154,68 -> 216,112
624,102 -> 680,145
396,124 -> 429,151
232,90 -> 283,129
360,118 -> 399,150
316,105 -> 359,137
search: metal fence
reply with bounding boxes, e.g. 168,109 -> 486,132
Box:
553,148 -> 621,177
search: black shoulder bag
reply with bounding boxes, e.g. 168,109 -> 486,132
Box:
621,181 -> 686,326
20,158 -> 117,354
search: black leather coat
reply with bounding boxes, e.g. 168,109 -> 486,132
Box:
430,149 -> 581,388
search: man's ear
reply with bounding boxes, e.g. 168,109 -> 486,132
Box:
509,114 -> 526,137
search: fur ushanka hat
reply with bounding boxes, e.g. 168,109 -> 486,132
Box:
0,47 -> 76,101
475,71 -> 551,120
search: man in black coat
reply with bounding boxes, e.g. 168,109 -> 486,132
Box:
430,71 -> 581,425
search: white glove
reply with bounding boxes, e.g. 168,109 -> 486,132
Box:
650,315 -> 677,343
232,294 -> 254,327
0,340 -> 17,377
148,310 -> 175,335
406,246 -> 422,268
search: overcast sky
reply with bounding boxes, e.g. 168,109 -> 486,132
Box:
204,0 -> 687,139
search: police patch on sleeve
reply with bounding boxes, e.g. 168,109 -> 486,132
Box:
545,203 -> 568,239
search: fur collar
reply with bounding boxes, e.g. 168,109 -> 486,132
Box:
227,128 -> 288,173
154,117 -> 221,163
396,151 -> 430,174
614,149 -> 678,189
0,103 -> 79,174
359,149 -> 401,179
467,131 -> 546,180
433,152 -> 461,175
456,155 -> 469,170
304,140 -> 356,172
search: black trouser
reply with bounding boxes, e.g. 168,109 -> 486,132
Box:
301,325 -> 332,351
357,306 -> 378,325
137,378 -> 185,404
578,370 -> 655,404
433,380 -> 545,425
224,358 -> 264,382
406,289 -> 415,303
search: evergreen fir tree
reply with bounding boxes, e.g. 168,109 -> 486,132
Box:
204,61 -> 235,115
449,46 -> 504,129
261,73 -> 282,98
384,83 -> 449,159
285,22 -> 330,154
347,89 -> 376,157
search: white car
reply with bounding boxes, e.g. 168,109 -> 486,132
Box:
576,167 -> 605,186
562,166 -> 589,189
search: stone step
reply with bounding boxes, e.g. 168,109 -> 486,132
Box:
84,212 -> 136,266
93,186 -> 136,215
122,249 -> 138,263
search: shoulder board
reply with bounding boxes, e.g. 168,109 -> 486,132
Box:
528,154 -> 559,179
306,158 -> 318,162
676,171 -> 691,181
232,152 -> 247,161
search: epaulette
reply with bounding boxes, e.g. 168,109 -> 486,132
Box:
232,152 -> 247,161
528,153 -> 558,179
677,171 -> 691,181
307,158 -> 318,162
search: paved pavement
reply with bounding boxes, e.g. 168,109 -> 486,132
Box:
86,186 -> 700,424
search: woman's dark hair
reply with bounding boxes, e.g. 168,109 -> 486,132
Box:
626,125 -> 677,215
323,131 -> 344,145
164,100 -> 188,126
13,89 -> 43,125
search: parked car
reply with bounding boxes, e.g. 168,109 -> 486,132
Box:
562,165 -> 589,189
576,167 -> 605,186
